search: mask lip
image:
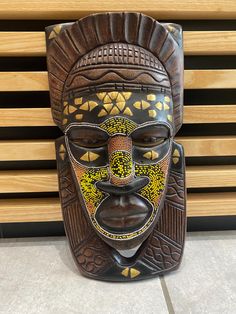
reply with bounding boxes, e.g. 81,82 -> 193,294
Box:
90,192 -> 155,241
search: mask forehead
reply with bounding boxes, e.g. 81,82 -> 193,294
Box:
62,90 -> 174,133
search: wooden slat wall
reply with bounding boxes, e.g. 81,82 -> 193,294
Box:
1,105 -> 236,127
1,70 -> 236,90
0,136 -> 235,161
0,1 -> 236,19
0,1 -> 236,226
0,166 -> 235,192
1,31 -> 236,56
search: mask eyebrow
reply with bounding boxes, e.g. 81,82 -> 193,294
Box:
131,123 -> 171,138
66,125 -> 108,140
65,123 -> 101,134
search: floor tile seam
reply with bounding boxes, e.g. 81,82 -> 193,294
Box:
160,275 -> 175,314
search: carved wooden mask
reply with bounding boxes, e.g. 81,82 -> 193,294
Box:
46,12 -> 186,281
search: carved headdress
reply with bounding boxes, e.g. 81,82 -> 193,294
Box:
46,13 -> 183,133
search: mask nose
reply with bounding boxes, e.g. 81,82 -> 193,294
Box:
108,135 -> 134,185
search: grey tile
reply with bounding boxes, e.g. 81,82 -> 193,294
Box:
164,231 -> 236,314
0,237 -> 168,314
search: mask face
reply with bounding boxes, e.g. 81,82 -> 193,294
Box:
46,13 -> 186,281
63,90 -> 173,249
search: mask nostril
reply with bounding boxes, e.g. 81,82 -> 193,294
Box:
96,177 -> 149,195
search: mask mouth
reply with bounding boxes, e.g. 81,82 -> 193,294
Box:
95,194 -> 152,233
96,177 -> 149,195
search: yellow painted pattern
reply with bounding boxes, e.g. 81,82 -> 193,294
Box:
74,97 -> 83,105
48,24 -> 62,39
100,117 -> 137,136
80,151 -> 100,162
63,100 -> 83,123
62,91 -> 173,126
78,167 -> 109,213
147,94 -> 156,101
110,151 -> 132,178
75,114 -> 83,120
135,163 -> 165,208
121,267 -> 141,278
96,91 -> 133,117
131,93 -> 173,122
167,114 -> 173,122
143,150 -> 159,160
172,148 -> 180,164
59,144 -> 66,160
80,101 -> 98,111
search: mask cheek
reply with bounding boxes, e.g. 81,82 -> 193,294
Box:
70,159 -> 109,215
134,157 -> 170,209
67,140 -> 109,167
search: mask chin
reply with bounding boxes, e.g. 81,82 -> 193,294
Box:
116,243 -> 142,258
93,215 -> 156,251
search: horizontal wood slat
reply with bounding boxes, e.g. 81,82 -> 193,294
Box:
0,140 -> 55,161
0,1 -> 236,19
0,198 -> 62,222
1,70 -> 236,91
187,165 -> 236,188
184,31 -> 236,55
1,31 -> 236,56
184,105 -> 236,124
185,70 -> 236,89
0,32 -> 45,57
187,193 -> 236,217
0,192 -> 235,223
178,136 -> 236,157
0,72 -> 47,91
0,166 -> 235,193
0,170 -> 58,193
0,136 -> 235,161
0,108 -> 54,127
1,105 -> 236,127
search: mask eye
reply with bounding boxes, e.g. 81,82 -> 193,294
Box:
67,127 -> 109,148
132,125 -> 169,148
72,137 -> 108,148
133,136 -> 165,147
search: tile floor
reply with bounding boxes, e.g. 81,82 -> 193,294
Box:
0,231 -> 235,314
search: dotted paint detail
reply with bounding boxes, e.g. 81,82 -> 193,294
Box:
110,151 -> 132,178
135,163 -> 165,208
79,167 -> 109,213
99,117 -> 137,136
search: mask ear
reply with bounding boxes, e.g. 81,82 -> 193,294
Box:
45,22 -> 73,129
45,22 -> 73,49
161,22 -> 183,135
162,23 -> 183,48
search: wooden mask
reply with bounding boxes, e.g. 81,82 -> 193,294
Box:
46,12 -> 186,281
